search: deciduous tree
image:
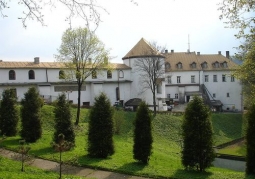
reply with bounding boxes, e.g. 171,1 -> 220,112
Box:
182,96 -> 215,171
0,89 -> 19,136
87,93 -> 114,158
133,101 -> 152,164
133,41 -> 165,116
20,87 -> 42,143
56,27 -> 110,125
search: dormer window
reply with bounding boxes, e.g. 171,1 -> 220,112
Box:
177,62 -> 182,69
201,62 -> 208,69
221,61 -> 228,68
190,62 -> 196,69
213,61 -> 219,68
165,62 -> 171,70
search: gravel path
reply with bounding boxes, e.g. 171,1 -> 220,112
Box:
0,148 -> 152,179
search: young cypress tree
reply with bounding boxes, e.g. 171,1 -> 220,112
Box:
133,101 -> 153,164
0,89 -> 19,136
246,103 -> 255,175
53,93 -> 75,145
88,93 -> 114,158
20,87 -> 42,143
182,96 -> 215,171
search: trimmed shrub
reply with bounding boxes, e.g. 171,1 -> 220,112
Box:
182,96 -> 215,171
53,93 -> 75,144
20,87 -> 42,143
0,89 -> 19,136
133,101 -> 153,164
88,93 -> 114,158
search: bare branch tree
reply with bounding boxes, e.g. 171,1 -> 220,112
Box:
133,41 -> 166,116
0,0 -> 108,29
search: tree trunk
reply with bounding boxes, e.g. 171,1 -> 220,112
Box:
75,83 -> 82,125
153,88 -> 156,116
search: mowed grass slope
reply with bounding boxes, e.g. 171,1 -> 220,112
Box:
0,105 -> 251,179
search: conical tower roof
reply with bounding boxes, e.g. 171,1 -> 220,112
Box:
122,38 -> 164,60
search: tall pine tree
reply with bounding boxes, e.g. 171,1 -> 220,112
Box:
53,93 -> 75,144
182,96 -> 215,171
246,103 -> 255,175
133,101 -> 153,164
0,89 -> 19,136
20,87 -> 42,143
88,93 -> 114,158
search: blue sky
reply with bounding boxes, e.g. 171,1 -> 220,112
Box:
0,0 -> 241,63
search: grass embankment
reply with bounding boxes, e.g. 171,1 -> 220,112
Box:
0,106 -> 252,179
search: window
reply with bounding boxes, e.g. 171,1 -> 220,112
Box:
201,62 -> 208,69
214,62 -> 219,68
177,76 -> 181,83
231,75 -> 235,82
156,61 -> 160,70
175,93 -> 179,99
92,70 -> 97,79
213,75 -> 217,82
116,87 -> 120,101
167,94 -> 171,99
167,75 -> 172,84
213,93 -> 216,98
222,62 -> 228,68
107,70 -> 112,79
191,75 -> 195,83
191,62 -> 196,68
157,84 -> 162,94
205,75 -> 209,82
119,70 -> 124,78
59,70 -> 65,79
222,75 -> 226,82
227,93 -> 230,97
165,62 -> 170,70
9,70 -> 16,80
28,70 -> 35,79
177,62 -> 182,69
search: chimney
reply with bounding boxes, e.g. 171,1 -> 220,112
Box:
171,49 -> 174,53
226,51 -> 230,59
187,49 -> 190,53
165,49 -> 168,53
34,57 -> 40,64
218,51 -> 221,55
197,52 -> 200,55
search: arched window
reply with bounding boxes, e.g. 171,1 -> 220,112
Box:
28,70 -> 35,79
165,62 -> 171,70
107,70 -> 112,79
222,62 -> 228,68
177,62 -> 182,69
119,70 -> 124,78
9,70 -> 16,80
92,70 -> 97,79
59,70 -> 65,79
190,62 -> 196,68
201,62 -> 208,69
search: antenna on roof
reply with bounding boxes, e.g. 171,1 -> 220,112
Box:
187,34 -> 190,53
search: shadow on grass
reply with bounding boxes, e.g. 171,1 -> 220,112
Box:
1,138 -> 21,147
172,169 -> 212,179
29,146 -> 54,156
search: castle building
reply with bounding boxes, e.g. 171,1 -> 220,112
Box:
0,38 -> 242,112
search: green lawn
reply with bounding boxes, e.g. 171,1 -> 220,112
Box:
0,105 -> 252,179
0,156 -> 84,179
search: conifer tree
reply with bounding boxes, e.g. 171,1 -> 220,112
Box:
53,93 -> 75,144
182,96 -> 215,171
246,103 -> 255,175
20,87 -> 42,143
0,89 -> 19,136
88,93 -> 114,158
133,101 -> 153,164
